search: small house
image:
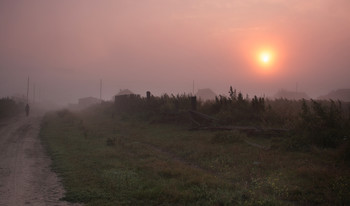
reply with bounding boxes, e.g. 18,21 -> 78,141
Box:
196,88 -> 217,101
78,97 -> 101,108
114,89 -> 139,108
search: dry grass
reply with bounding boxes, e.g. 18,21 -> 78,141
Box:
40,105 -> 350,205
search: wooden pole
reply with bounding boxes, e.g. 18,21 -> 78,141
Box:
100,79 -> 102,102
192,80 -> 195,95
26,77 -> 29,104
38,87 -> 40,103
33,83 -> 35,105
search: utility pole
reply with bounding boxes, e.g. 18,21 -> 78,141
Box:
33,83 -> 35,105
100,79 -> 102,102
38,87 -> 40,103
192,80 -> 195,96
27,77 -> 29,104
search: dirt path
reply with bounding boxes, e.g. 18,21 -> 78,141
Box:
0,115 -> 80,206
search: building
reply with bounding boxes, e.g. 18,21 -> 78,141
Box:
78,97 -> 101,108
114,89 -> 139,110
116,89 -> 135,96
196,88 -> 217,101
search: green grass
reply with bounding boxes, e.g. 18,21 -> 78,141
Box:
40,107 -> 350,205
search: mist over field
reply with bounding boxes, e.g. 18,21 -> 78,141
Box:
1,0 -> 350,106
1,2 -> 350,205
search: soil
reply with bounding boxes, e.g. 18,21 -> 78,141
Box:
0,114 -> 81,206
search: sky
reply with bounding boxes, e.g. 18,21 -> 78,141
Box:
1,0 -> 350,105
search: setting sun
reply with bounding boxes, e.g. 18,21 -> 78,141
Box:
258,50 -> 274,66
260,52 -> 271,63
252,48 -> 278,74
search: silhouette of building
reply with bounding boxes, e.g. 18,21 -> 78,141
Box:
196,88 -> 216,101
116,89 -> 135,96
114,89 -> 139,101
114,89 -> 139,109
78,97 -> 101,108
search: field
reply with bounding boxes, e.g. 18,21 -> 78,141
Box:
40,96 -> 350,205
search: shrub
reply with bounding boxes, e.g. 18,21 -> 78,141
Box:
299,99 -> 348,148
0,98 -> 22,119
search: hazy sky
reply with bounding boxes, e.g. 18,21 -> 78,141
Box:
1,0 -> 350,105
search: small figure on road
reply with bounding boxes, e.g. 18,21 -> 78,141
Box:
25,103 -> 30,117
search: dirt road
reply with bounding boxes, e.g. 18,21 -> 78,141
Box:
0,115 -> 79,206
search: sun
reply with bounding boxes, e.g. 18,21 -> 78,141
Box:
258,51 -> 273,65
260,52 -> 271,63
255,49 -> 276,71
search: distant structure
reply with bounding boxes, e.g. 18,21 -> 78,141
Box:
67,103 -> 80,111
115,89 -> 135,96
78,97 -> 101,108
146,91 -> 151,100
196,88 -> 217,101
114,89 -> 139,110
318,89 -> 350,102
114,89 -> 139,103
274,89 -> 309,100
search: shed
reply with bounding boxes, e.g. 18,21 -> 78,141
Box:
196,88 -> 217,101
78,97 -> 101,108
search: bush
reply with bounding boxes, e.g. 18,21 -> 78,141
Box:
0,98 -> 22,119
299,99 -> 349,148
108,89 -> 350,150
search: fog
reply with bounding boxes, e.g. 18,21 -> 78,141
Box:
1,0 -> 350,106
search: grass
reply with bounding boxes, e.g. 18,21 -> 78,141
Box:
40,105 -> 350,205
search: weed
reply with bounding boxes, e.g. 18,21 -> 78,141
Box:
0,97 -> 23,119
105,137 -> 115,146
210,131 -> 245,144
40,96 -> 350,205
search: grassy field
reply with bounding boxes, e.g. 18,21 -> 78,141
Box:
40,101 -> 350,205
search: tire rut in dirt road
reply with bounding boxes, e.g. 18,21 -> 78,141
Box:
0,116 -> 81,206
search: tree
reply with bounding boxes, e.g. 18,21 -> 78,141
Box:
228,86 -> 236,100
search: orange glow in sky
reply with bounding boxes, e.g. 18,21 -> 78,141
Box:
238,36 -> 282,78
1,1 -> 350,103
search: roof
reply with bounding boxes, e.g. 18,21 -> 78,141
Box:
78,96 -> 100,101
116,89 -> 134,96
78,96 -> 101,107
196,88 -> 217,101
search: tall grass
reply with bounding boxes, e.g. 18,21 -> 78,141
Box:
40,93 -> 350,205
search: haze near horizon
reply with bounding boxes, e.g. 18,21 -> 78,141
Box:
1,0 -> 350,105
